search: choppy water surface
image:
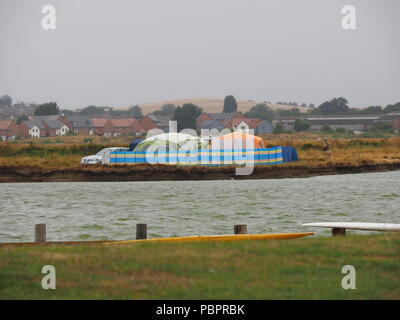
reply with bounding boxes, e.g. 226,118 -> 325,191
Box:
0,171 -> 399,242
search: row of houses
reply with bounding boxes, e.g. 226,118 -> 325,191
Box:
197,112 -> 273,134
68,115 -> 172,136
0,112 -> 273,140
276,113 -> 400,133
0,114 -> 178,140
3,111 -> 398,140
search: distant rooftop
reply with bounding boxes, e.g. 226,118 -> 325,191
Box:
68,115 -> 93,128
23,119 -> 46,129
44,119 -> 66,129
207,112 -> 239,121
0,120 -> 14,130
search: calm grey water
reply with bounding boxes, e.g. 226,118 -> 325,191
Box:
0,171 -> 399,242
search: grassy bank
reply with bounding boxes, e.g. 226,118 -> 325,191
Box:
0,233 -> 399,299
0,136 -> 399,170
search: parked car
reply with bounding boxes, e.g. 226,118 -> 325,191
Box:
81,147 -> 128,165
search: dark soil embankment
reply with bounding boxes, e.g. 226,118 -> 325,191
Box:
1,162 -> 400,183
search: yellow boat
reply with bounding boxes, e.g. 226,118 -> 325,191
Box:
106,232 -> 314,245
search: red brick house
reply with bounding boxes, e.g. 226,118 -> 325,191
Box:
28,115 -> 70,137
140,115 -> 171,132
223,118 -> 260,129
32,115 -> 71,129
0,120 -> 18,140
140,115 -> 158,131
92,118 -> 114,136
111,118 -> 144,136
18,120 -> 48,138
43,120 -> 69,136
223,118 -> 273,135
67,115 -> 94,135
197,112 -> 244,128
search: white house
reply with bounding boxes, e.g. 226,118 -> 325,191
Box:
56,124 -> 69,136
29,125 -> 41,138
21,120 -> 47,138
234,120 -> 250,133
45,120 -> 69,136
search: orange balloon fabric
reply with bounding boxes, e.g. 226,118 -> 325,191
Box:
212,132 -> 265,149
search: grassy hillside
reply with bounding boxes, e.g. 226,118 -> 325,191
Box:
0,233 -> 399,299
132,98 -> 309,114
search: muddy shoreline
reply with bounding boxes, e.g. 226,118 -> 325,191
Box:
1,162 -> 400,183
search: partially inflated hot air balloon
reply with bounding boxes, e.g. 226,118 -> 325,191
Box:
211,131 -> 265,150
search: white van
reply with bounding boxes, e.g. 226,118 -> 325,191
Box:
81,147 -> 128,165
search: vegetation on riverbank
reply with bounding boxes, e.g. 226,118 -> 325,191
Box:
0,135 -> 399,171
0,233 -> 399,299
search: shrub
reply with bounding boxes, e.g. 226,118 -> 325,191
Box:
321,125 -> 333,133
273,123 -> 285,134
368,123 -> 393,133
347,138 -> 386,146
335,128 -> 346,134
294,119 -> 311,132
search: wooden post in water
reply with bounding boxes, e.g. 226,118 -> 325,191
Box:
332,228 -> 346,236
35,224 -> 46,242
234,224 -> 248,235
136,224 -> 147,240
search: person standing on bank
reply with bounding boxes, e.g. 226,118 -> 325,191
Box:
323,138 -> 331,159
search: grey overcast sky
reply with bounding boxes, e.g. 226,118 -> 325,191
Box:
0,0 -> 399,110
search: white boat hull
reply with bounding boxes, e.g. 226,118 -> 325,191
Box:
302,222 -> 400,232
